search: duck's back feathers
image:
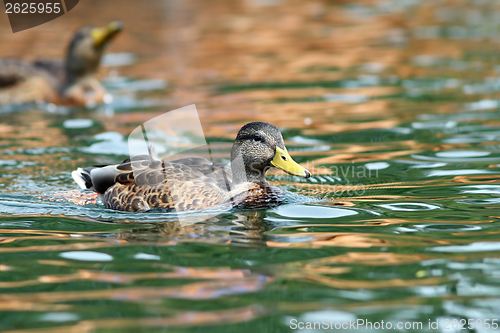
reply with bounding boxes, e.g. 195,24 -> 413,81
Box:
32,60 -> 65,84
0,60 -> 37,86
0,59 -> 60,105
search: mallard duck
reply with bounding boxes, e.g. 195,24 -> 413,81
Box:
72,122 -> 311,212
0,21 -> 122,107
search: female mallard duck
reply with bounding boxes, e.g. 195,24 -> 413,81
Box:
0,21 -> 122,107
72,122 -> 311,212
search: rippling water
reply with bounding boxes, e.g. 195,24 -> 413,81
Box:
2,0 -> 500,331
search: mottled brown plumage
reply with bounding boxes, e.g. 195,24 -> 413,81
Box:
102,157 -> 232,212
72,122 -> 311,212
0,22 -> 122,107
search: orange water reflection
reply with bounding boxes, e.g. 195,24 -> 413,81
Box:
2,0 -> 500,330
4,305 -> 263,332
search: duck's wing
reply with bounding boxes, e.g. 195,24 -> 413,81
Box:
114,156 -> 233,191
72,156 -> 233,212
168,157 -> 233,191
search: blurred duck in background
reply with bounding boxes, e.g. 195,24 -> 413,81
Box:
0,21 -> 122,107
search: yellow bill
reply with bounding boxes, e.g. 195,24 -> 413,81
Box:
91,21 -> 123,48
271,146 -> 311,178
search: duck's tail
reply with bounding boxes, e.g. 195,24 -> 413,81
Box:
72,156 -> 153,194
72,164 -> 124,194
72,166 -> 98,191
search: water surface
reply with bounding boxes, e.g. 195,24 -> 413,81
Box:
1,0 -> 500,331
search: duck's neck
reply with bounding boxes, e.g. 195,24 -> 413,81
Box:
230,151 -> 269,185
231,164 -> 270,185
63,54 -> 100,87
64,64 -> 93,87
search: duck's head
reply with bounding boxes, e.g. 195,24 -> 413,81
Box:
65,21 -> 123,83
230,122 -> 311,184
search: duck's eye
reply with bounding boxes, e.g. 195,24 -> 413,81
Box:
253,135 -> 263,142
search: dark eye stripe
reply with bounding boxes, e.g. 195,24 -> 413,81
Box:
237,134 -> 265,142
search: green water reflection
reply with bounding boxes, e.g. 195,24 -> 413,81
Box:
2,0 -> 500,332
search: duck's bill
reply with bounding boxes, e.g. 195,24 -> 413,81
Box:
271,147 -> 311,178
91,21 -> 123,47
